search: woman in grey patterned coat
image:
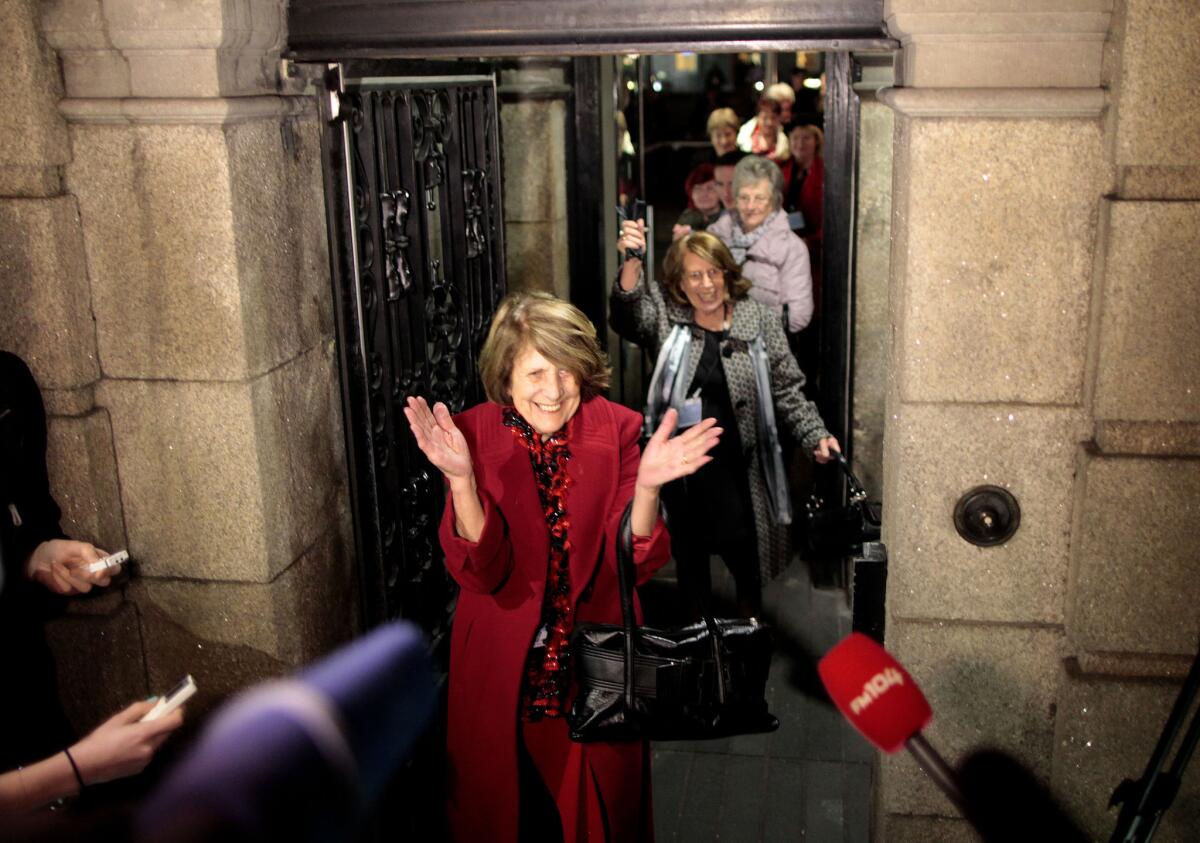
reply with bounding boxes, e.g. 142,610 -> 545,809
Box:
610,224 -> 840,618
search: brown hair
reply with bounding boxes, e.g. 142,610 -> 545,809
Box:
684,162 -> 716,206
787,123 -> 825,158
478,291 -> 611,404
756,96 -> 783,117
660,232 -> 753,307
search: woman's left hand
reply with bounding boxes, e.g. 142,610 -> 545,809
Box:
813,436 -> 841,464
636,408 -> 722,491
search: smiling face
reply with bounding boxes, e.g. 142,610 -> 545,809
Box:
680,251 -> 728,325
790,126 -> 818,166
710,125 -> 737,156
736,177 -> 774,232
757,107 -> 781,139
509,344 -> 581,436
690,179 -> 720,214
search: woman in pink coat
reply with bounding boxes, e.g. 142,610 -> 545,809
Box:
404,292 -> 721,842
708,154 -> 814,336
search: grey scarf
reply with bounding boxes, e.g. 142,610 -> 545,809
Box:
726,209 -> 781,264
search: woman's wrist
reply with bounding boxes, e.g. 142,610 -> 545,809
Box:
447,473 -> 477,497
630,484 -> 660,537
618,261 -> 642,291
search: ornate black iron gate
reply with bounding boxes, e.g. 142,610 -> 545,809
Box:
317,64 -> 506,648
316,65 -> 505,837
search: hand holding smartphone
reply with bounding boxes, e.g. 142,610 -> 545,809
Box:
141,675 -> 197,722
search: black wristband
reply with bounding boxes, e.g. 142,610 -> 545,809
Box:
64,748 -> 86,792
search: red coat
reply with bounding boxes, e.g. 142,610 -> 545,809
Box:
438,397 -> 671,842
781,156 -> 824,243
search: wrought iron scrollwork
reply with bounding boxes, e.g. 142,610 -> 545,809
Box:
463,169 -> 487,259
425,267 -> 465,412
325,76 -> 505,643
412,90 -> 450,211
381,189 -> 413,298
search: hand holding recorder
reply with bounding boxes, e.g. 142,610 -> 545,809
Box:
24,539 -> 124,595
0,693 -> 187,815
71,697 -> 186,786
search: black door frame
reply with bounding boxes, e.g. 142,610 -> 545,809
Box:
299,12 -> 893,841
564,50 -> 866,456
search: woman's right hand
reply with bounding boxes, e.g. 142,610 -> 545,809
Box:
618,219 -> 646,259
617,219 -> 646,291
70,700 -> 184,786
636,408 -> 722,491
25,539 -> 119,595
404,397 -> 473,481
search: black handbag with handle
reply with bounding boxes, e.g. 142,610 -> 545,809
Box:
804,451 -> 882,560
567,503 -> 779,742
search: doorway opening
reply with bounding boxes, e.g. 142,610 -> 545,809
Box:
297,22 -> 895,841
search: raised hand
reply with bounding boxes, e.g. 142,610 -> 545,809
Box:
404,396 -> 473,481
618,218 -> 646,261
617,219 -> 648,293
636,408 -> 722,492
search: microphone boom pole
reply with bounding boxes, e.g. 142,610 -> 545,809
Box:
906,732 -> 967,813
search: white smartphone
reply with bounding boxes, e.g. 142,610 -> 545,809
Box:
141,675 -> 197,722
85,550 -> 129,574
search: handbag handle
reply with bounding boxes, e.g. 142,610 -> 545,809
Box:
831,450 -> 869,503
614,501 -> 732,712
615,501 -> 638,713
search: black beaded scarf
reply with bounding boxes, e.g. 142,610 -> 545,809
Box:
503,407 -> 574,721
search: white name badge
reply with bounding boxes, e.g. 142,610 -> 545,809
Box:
676,397 -> 703,429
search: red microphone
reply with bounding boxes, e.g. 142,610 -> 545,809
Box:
819,633 -> 965,812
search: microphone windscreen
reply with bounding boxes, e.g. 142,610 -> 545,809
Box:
818,632 -> 932,753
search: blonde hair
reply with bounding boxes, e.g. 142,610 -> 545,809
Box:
479,291 -> 611,404
706,107 -> 739,137
660,232 -> 753,307
765,82 -> 796,104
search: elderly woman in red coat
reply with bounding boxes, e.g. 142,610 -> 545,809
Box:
404,291 -> 721,842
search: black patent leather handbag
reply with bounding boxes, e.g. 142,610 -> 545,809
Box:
804,451 -> 882,560
567,504 -> 779,742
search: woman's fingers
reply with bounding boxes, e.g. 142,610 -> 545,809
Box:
650,407 -> 679,443
406,396 -> 445,439
431,401 -> 459,437
619,219 -> 646,251
407,395 -> 437,429
812,436 -> 842,463
679,416 -> 718,439
404,398 -> 443,459
142,708 -> 185,737
676,419 -> 721,450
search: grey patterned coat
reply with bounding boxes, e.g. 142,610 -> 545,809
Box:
610,272 -> 831,582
